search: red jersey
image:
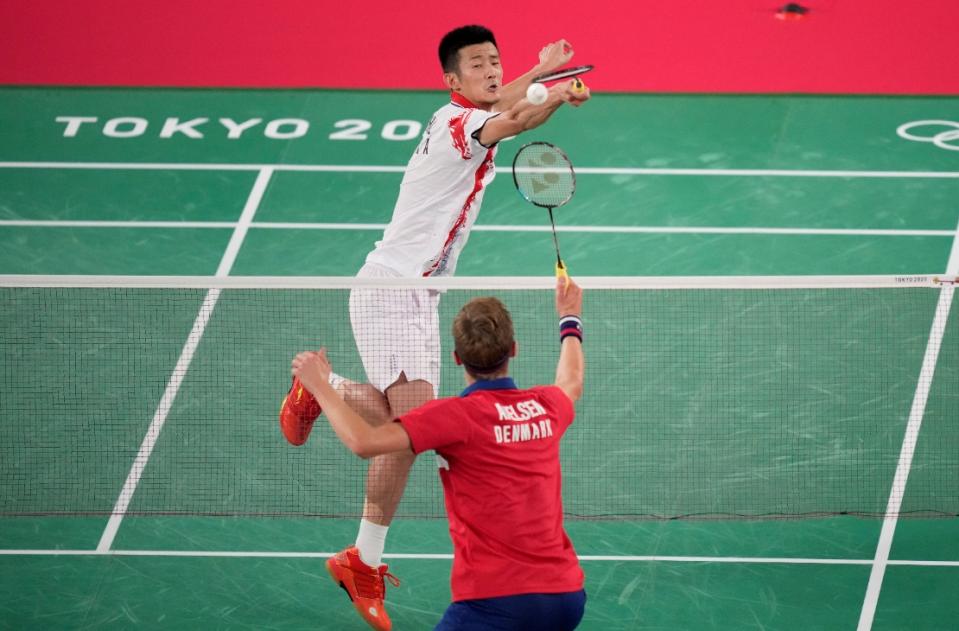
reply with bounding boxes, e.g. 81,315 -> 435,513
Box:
398,377 -> 584,601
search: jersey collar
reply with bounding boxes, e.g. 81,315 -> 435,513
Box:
450,91 -> 480,109
460,377 -> 517,397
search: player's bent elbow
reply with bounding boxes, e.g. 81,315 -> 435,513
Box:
341,435 -> 368,459
354,442 -> 402,459
353,446 -> 377,460
351,425 -> 408,459
339,428 -> 374,459
350,437 -> 384,460
347,430 -> 378,459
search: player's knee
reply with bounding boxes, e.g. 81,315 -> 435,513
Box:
385,379 -> 435,417
342,383 -> 391,426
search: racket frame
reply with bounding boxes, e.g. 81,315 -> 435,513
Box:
511,141 -> 576,283
531,64 -> 594,84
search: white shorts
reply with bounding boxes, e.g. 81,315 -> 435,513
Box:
348,262 -> 441,395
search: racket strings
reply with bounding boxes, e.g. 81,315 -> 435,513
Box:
513,145 -> 576,208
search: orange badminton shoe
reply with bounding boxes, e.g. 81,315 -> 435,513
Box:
326,546 -> 400,631
278,376 -> 322,446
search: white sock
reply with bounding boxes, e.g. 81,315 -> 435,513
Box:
355,519 -> 389,567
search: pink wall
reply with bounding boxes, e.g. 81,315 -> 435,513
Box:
2,0 -> 957,94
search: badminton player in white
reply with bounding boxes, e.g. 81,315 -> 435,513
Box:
278,24 -> 590,630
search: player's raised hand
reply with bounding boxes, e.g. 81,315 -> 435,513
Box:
558,78 -> 591,107
556,276 -> 583,318
292,349 -> 332,392
538,39 -> 574,72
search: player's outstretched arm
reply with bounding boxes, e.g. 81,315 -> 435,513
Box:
479,79 -> 590,146
292,350 -> 412,458
495,39 -> 574,111
554,277 -> 584,402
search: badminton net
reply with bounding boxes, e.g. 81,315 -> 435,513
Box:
1,274 -> 956,520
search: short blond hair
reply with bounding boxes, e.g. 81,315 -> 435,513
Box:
452,296 -> 514,377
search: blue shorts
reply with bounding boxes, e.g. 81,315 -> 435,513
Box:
434,590 -> 587,631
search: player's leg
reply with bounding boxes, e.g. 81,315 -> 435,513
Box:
323,380 -> 399,631
328,375 -> 432,631
348,273 -> 441,541
328,270 -> 439,631
362,374 -> 434,525
359,286 -> 442,533
338,382 -> 391,426
323,378 -> 399,631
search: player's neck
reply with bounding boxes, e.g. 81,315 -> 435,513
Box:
463,369 -> 510,387
450,91 -> 491,111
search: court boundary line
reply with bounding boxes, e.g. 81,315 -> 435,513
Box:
856,217 -> 959,631
94,167 -> 274,552
0,218 -> 955,238
1,549 -> 958,567
2,161 -> 959,178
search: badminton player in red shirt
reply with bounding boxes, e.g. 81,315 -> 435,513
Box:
292,277 -> 586,630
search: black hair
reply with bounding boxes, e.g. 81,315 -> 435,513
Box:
438,25 -> 498,74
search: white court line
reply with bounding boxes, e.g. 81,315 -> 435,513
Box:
215,167 -> 272,276
1,160 -> 959,178
95,168 -> 274,553
93,291 -> 220,552
261,222 -> 956,237
0,220 -> 237,229
1,548 -> 958,566
948,220 -> 959,272
0,219 -> 954,238
0,161 -> 401,173
573,167 -> 959,179
856,216 -> 959,631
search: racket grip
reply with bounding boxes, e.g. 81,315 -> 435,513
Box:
556,260 -> 570,287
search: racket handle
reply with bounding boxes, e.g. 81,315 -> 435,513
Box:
556,260 -> 570,287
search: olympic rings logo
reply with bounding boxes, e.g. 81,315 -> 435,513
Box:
896,120 -> 959,152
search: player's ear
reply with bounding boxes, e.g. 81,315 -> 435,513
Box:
509,342 -> 518,358
452,350 -> 463,366
444,71 -> 461,92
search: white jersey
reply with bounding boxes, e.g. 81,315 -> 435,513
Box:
364,93 -> 500,277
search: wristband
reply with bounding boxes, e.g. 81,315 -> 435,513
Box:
560,315 -> 583,343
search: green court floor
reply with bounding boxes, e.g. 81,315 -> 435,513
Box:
1,88 -> 958,630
